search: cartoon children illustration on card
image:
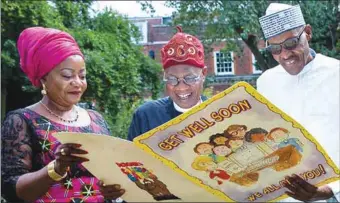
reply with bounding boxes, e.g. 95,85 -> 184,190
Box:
191,156 -> 230,185
267,127 -> 303,152
224,124 -> 247,140
191,124 -> 304,187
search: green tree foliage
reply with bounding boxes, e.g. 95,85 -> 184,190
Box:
1,0 -> 162,138
1,0 -> 65,113
297,0 -> 340,58
52,0 -> 93,29
140,0 -> 340,71
337,27 -> 340,52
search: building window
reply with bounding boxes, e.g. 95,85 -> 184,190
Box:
214,51 -> 234,75
162,17 -> 172,25
149,50 -> 155,60
252,54 -> 262,74
133,21 -> 148,44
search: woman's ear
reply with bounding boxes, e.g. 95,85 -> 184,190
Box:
40,78 -> 48,95
40,78 -> 46,86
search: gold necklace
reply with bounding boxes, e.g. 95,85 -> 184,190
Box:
39,101 -> 79,123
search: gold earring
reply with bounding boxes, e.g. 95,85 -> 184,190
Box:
41,84 -> 47,95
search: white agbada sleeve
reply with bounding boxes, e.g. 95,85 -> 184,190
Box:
327,181 -> 340,202
256,54 -> 340,202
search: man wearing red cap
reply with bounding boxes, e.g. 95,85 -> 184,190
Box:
128,26 -> 208,141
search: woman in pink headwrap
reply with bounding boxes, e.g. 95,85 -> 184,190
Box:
1,27 -> 125,202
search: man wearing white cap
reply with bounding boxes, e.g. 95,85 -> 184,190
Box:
257,3 -> 339,203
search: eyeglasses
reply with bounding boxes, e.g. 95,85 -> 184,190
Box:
266,27 -> 305,55
163,74 -> 202,86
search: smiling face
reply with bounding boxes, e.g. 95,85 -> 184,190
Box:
164,64 -> 207,109
270,130 -> 289,142
228,127 -> 246,139
268,25 -> 313,75
213,145 -> 232,156
196,143 -> 213,155
42,55 -> 87,107
213,136 -> 228,145
199,161 -> 217,171
229,139 -> 244,150
251,133 -> 266,143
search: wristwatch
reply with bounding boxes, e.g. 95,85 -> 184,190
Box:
47,160 -> 67,181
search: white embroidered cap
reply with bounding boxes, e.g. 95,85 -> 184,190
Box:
259,3 -> 306,39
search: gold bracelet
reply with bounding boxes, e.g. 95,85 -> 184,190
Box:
47,160 -> 67,181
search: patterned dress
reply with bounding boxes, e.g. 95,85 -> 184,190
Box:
1,108 -> 114,203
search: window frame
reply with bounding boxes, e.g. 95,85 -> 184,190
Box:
133,21 -> 148,44
213,51 -> 235,76
252,54 -> 262,74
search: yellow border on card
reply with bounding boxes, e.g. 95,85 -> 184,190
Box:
133,81 -> 340,202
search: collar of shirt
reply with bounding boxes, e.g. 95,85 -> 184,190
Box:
173,99 -> 203,113
297,48 -> 316,77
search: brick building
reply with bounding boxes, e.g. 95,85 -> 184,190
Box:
129,16 -> 263,94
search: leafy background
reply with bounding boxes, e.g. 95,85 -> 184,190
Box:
1,0 -> 162,139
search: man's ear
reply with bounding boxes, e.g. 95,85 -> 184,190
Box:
162,70 -> 166,79
202,66 -> 208,82
304,24 -> 312,41
202,66 -> 208,76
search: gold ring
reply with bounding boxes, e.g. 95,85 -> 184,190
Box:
61,148 -> 66,156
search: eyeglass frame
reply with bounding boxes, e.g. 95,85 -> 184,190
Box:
265,26 -> 306,55
163,73 -> 203,86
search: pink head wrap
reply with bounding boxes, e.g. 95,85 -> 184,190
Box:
17,27 -> 84,87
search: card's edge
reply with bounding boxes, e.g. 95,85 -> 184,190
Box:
132,81 -> 340,202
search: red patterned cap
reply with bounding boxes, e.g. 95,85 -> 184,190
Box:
161,26 -> 205,69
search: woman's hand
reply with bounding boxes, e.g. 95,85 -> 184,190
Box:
54,143 -> 89,175
97,180 -> 125,200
